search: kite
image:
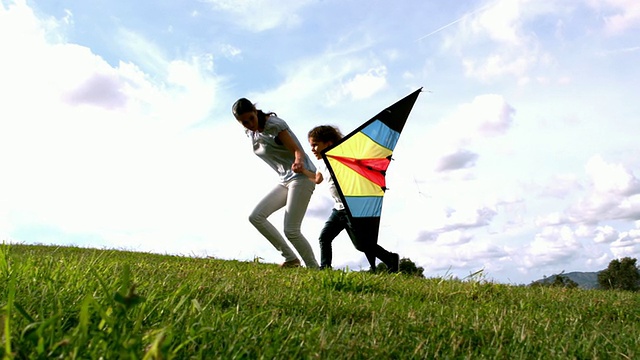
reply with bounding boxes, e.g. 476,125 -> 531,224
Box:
320,88 -> 422,247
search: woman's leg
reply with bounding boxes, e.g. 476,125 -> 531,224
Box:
283,177 -> 319,268
248,184 -> 298,262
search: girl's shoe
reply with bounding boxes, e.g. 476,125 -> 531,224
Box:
280,259 -> 301,268
389,253 -> 400,273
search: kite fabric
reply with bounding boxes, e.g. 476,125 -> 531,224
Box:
321,88 -> 422,247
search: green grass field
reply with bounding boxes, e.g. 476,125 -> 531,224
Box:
1,243 -> 639,359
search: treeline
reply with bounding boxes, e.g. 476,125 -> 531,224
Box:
532,257 -> 640,291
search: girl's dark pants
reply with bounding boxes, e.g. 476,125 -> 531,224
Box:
318,208 -> 395,269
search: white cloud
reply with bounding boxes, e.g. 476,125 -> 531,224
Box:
444,207 -> 498,231
523,225 -> 582,268
586,155 -> 640,195
588,0 -> 640,34
425,94 -> 515,163
463,52 -> 541,81
539,173 -> 582,198
0,0 -> 240,256
568,156 -> 640,223
470,0 -> 524,45
203,0 -> 314,31
448,94 -> 514,140
220,44 -> 242,60
447,0 -> 565,81
246,52 -> 389,121
535,212 -> 569,227
610,228 -> 640,258
436,230 -> 473,246
340,66 -> 388,100
594,225 -> 618,243
436,149 -> 478,172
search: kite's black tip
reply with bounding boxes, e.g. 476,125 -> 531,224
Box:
381,186 -> 388,192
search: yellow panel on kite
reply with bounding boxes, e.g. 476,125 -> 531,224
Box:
327,157 -> 384,197
326,132 -> 392,159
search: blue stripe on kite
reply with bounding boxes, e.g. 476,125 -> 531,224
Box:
361,119 -> 400,150
345,196 -> 383,218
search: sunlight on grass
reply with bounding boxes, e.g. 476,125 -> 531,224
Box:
0,243 -> 638,358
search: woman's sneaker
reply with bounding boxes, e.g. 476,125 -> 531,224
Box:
280,259 -> 301,268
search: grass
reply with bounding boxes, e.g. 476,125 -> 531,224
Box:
1,243 -> 639,359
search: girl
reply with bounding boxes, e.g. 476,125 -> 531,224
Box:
232,98 -> 319,268
303,125 -> 399,272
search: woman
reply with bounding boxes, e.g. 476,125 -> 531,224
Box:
302,125 -> 399,272
232,98 -> 319,268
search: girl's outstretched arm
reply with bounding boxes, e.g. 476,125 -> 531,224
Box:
300,168 -> 323,184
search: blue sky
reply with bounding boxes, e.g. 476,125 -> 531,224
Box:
1,0 -> 639,284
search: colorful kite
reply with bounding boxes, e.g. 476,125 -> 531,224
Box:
321,88 -> 422,246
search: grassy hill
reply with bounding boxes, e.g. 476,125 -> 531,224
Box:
1,243 -> 639,359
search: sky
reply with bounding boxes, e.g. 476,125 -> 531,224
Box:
1,0 -> 639,285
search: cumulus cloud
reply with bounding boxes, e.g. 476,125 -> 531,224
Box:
0,1 -> 239,255
610,228 -> 640,258
445,0 -> 559,81
426,94 -> 514,173
533,157 -> 640,235
586,155 -> 640,195
416,206 -> 498,243
453,0 -> 640,82
436,230 -> 473,246
62,73 -> 128,109
436,149 -> 478,171
539,173 -> 582,198
587,0 -> 640,34
522,225 -> 582,268
444,207 -> 498,231
446,94 -> 515,140
468,0 -> 531,46
249,52 -> 389,121
535,212 -> 569,227
594,225 -> 619,243
568,156 -> 640,223
339,66 -> 388,100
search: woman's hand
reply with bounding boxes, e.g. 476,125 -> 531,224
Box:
292,160 -> 304,173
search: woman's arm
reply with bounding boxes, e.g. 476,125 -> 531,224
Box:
278,129 -> 323,183
278,129 -> 306,173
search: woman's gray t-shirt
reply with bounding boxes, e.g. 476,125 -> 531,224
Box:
246,115 -> 316,183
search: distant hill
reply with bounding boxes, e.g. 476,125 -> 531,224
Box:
531,271 -> 601,289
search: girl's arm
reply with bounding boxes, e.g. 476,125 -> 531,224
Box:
300,167 -> 324,184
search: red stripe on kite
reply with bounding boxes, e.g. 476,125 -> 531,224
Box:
328,155 -> 390,188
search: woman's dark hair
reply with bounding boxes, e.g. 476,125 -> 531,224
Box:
232,98 -> 276,128
232,98 -> 255,117
308,125 -> 343,144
